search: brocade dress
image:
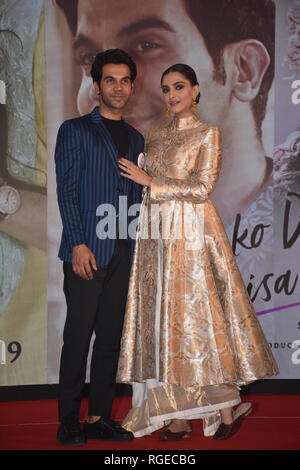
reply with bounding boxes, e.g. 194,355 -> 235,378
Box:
116,114 -> 278,437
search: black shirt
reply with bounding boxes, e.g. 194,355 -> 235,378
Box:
101,116 -> 131,243
101,115 -> 129,158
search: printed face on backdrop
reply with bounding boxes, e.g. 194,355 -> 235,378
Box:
74,0 -> 230,133
60,0 -> 274,225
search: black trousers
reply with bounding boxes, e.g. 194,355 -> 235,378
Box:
58,239 -> 131,423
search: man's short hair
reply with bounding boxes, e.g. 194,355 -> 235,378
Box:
91,49 -> 137,83
56,0 -> 275,136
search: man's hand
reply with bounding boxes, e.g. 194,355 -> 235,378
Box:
72,244 -> 97,280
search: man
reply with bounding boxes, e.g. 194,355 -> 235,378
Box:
56,0 -> 275,227
55,49 -> 144,445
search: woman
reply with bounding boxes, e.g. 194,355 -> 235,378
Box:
117,64 -> 278,440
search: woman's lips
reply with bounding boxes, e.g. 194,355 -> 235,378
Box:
169,101 -> 180,106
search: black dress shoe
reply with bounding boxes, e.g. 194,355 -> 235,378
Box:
83,417 -> 134,441
57,420 -> 86,446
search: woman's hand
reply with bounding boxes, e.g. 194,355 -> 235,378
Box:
118,158 -> 152,186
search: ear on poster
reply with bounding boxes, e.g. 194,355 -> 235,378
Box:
223,39 -> 270,102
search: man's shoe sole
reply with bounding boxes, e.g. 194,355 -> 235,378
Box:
57,437 -> 86,446
84,432 -> 133,442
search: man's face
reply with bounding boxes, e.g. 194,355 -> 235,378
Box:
75,0 -> 229,133
95,63 -> 133,113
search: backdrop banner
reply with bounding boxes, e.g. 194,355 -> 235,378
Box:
0,0 -> 299,386
0,0 -> 47,385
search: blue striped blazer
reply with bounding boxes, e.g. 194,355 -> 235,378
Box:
55,106 -> 144,267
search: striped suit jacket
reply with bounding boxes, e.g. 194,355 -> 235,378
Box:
55,106 -> 144,267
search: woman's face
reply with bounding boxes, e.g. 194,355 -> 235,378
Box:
161,71 -> 199,118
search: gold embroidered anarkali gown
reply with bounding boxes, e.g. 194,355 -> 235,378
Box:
117,114 -> 278,436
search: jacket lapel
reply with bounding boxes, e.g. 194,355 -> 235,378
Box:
123,123 -> 136,195
89,107 -> 138,197
124,122 -> 134,163
89,107 -> 120,178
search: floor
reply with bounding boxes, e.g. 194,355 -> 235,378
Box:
0,394 -> 299,451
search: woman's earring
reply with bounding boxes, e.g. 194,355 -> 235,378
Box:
164,107 -> 170,118
192,99 -> 198,112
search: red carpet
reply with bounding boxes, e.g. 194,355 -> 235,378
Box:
0,394 -> 299,450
